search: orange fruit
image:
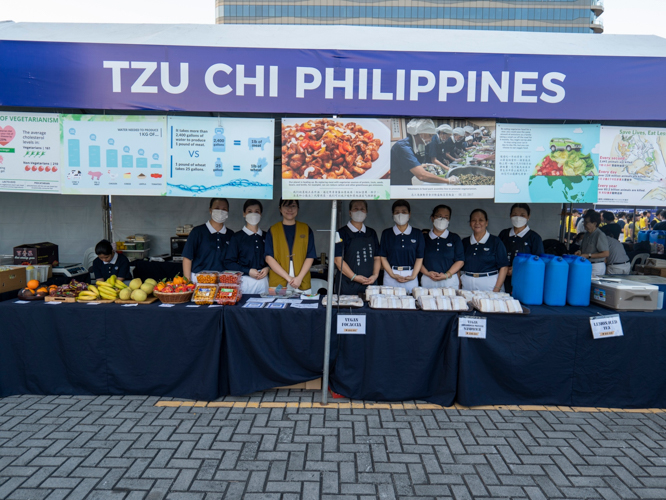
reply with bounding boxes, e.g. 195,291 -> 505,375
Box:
27,280 -> 39,290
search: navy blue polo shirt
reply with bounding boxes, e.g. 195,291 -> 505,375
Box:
182,222 -> 234,273
423,230 -> 465,273
462,233 -> 510,273
498,227 -> 545,266
335,223 -> 380,259
265,223 -> 317,260
92,252 -> 132,281
426,134 -> 440,163
653,221 -> 666,231
223,227 -> 267,275
379,226 -> 425,268
390,137 -> 421,186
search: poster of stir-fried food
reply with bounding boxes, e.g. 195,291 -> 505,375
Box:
495,123 -> 600,203
389,118 -> 496,199
281,118 -> 391,200
598,126 -> 666,206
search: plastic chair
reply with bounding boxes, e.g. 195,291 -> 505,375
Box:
630,253 -> 650,272
82,247 -> 97,275
310,278 -> 328,295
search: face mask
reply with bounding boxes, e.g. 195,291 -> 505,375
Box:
511,216 -> 528,228
414,143 -> 425,155
245,213 -> 261,226
433,218 -> 449,231
351,210 -> 367,223
394,214 -> 410,226
211,209 -> 228,224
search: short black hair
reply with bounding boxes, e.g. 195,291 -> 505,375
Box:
660,210 -> 666,218
602,211 -> 615,222
469,208 -> 488,221
209,198 -> 229,209
584,209 -> 602,226
431,204 -> 452,218
600,225 -> 614,238
392,200 -> 411,213
243,199 -> 263,213
279,198 -> 299,209
95,239 -> 114,256
510,203 -> 531,216
349,200 -> 368,211
618,212 -> 626,218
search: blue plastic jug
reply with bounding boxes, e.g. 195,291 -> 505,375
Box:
543,256 -> 569,306
564,255 -> 592,306
521,255 -> 545,305
511,253 -> 531,301
649,230 -> 666,255
638,230 -> 652,243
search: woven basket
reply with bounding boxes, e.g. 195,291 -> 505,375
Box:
153,290 -> 194,304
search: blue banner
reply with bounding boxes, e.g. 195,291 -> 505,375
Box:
0,40 -> 663,120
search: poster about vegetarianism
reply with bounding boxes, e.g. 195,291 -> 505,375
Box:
0,111 -> 61,193
598,126 -> 666,206
281,118 -> 391,200
495,123 -> 600,203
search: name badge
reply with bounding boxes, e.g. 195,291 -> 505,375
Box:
411,239 -> 417,243
447,243 -> 453,247
484,247 -> 490,251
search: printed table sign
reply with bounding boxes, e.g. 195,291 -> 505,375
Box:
590,314 -> 624,340
458,316 -> 487,339
337,314 -> 366,335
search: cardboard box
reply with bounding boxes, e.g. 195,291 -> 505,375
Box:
13,242 -> 59,265
0,266 -> 27,292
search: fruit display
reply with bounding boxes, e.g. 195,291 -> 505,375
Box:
219,271 -> 243,285
215,285 -> 242,305
196,271 -> 218,284
193,284 -> 218,305
154,274 -> 195,294
18,279 -> 50,300
49,280 -> 88,298
77,275 -> 156,302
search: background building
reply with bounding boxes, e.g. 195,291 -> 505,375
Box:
215,0 -> 604,33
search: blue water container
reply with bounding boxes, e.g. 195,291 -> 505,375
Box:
564,255 -> 592,306
649,230 -> 666,255
638,230 -> 652,243
543,256 -> 569,306
521,256 -> 545,305
511,253 -> 531,301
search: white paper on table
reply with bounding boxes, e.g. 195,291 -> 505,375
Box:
122,303 -> 139,307
86,302 -> 101,306
14,301 -> 30,304
291,303 -> 319,309
208,304 -> 223,308
276,299 -> 302,304
186,305 -> 200,308
247,297 -> 276,303
159,304 -> 175,308
46,301 -> 62,305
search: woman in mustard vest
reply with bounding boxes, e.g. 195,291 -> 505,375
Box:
265,199 -> 316,293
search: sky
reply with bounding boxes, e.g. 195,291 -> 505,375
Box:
0,0 -> 665,38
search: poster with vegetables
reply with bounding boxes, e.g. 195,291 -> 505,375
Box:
495,123 -> 600,203
598,126 -> 666,206
281,117 -> 391,200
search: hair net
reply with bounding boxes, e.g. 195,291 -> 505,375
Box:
453,127 -> 465,136
406,118 -> 437,136
437,124 -> 453,134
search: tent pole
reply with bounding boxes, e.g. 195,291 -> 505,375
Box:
321,199 -> 337,405
102,195 -> 112,241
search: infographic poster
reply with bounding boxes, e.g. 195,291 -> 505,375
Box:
495,123 -> 600,203
60,115 -> 167,195
0,111 -> 61,193
167,117 -> 274,199
389,118 -> 495,199
281,118 -> 390,200
599,126 -> 666,206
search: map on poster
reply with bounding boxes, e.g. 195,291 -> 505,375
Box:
167,117 -> 274,199
599,126 -> 666,206
495,123 -> 600,203
389,118 -> 495,199
281,118 -> 390,200
0,112 -> 61,193
61,115 -> 167,196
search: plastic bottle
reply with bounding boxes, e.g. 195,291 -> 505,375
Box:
520,255 -> 545,305
563,255 -> 592,306
638,230 -> 652,243
214,158 -> 223,177
543,256 -> 569,306
510,253 -> 531,301
649,230 -> 665,255
213,128 -> 226,152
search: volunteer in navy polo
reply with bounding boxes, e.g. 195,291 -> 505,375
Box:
224,199 -> 269,295
92,239 -> 131,281
389,118 -> 461,187
334,200 -> 381,295
442,128 -> 463,163
379,199 -> 425,293
182,198 -> 234,282
498,203 -> 545,293
421,204 -> 465,289
461,208 -> 510,292
427,124 -> 453,173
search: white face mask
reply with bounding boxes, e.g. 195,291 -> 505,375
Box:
351,210 -> 367,223
211,209 -> 228,224
394,214 -> 410,226
511,216 -> 528,228
245,213 -> 261,226
433,218 -> 449,231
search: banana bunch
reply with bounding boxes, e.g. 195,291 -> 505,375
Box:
76,275 -> 128,301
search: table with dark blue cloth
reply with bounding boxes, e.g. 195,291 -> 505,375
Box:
457,305 -> 666,409
222,296 -> 327,396
132,260 -> 183,282
329,305 -> 459,406
0,300 -> 223,401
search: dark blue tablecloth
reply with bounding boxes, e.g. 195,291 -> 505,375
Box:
457,305 -> 666,409
0,300 -> 223,400
329,305 -> 459,406
222,296 -> 328,396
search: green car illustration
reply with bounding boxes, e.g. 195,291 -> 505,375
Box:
550,138 -> 582,152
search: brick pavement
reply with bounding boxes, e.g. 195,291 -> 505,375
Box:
2,392 -> 666,499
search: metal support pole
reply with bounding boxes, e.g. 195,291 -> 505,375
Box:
321,199 -> 337,405
102,195 -> 112,241
566,203 -> 573,251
